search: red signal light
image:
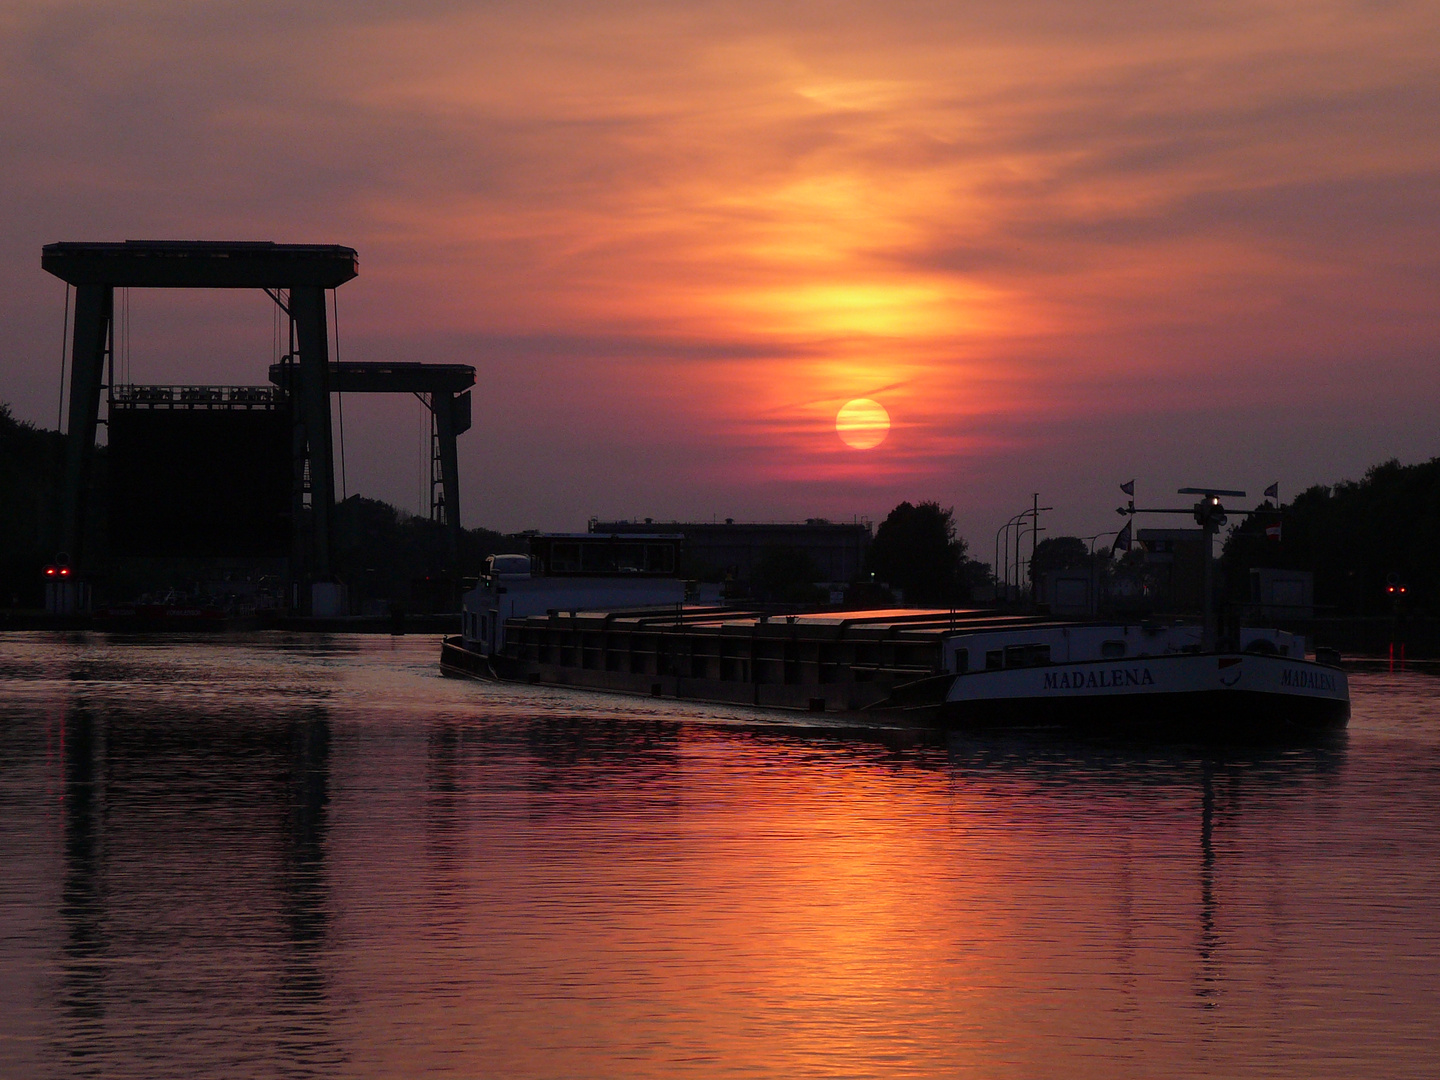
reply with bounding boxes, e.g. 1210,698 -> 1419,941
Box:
58,566 -> 70,577
1388,585 -> 1395,593
43,565 -> 57,577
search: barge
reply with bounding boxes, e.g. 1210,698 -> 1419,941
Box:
441,533 -> 1349,738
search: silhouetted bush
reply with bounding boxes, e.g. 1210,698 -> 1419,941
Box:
865,501 -> 970,606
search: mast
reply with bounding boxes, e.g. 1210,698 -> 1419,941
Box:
1117,485 -> 1249,652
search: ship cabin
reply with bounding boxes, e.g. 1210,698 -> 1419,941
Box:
461,532 -> 688,657
939,622 -> 1303,675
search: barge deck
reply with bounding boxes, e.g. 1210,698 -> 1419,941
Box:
449,606 -> 1106,713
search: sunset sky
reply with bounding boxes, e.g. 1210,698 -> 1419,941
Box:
2,0 -> 1437,550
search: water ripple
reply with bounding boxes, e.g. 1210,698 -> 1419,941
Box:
0,632 -> 1437,1078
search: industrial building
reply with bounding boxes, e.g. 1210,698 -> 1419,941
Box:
590,519 -> 871,592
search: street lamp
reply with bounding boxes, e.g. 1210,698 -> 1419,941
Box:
995,502 -> 1053,605
1015,521 -> 1045,602
1079,530 -> 1122,557
994,510 -> 1028,602
1079,529 -> 1122,617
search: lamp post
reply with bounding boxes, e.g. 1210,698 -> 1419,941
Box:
996,502 -> 1053,605
1080,529 -> 1121,616
1030,493 -> 1039,599
994,511 -> 1027,603
1002,513 -> 1026,600
1013,496 -> 1054,604
1016,521 -> 1044,603
1117,484 -> 1248,652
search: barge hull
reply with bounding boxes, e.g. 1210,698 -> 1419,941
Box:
442,637 -> 931,712
944,652 -> 1348,738
942,690 -> 1348,739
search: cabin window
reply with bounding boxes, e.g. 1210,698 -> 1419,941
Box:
1101,640 -> 1126,659
986,649 -> 1004,671
1005,643 -> 1051,668
551,543 -> 583,573
615,544 -> 646,572
953,649 -> 969,674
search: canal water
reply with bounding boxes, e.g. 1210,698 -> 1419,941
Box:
1,633 -> 1437,1078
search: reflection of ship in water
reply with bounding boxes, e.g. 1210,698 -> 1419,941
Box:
628,716 -> 1350,1031
940,730 -> 1347,1019
425,710 -> 689,828
53,694 -> 336,1066
1197,762 -> 1222,1009
59,706 -> 106,1032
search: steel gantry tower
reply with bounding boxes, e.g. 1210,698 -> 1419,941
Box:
43,241 -> 477,599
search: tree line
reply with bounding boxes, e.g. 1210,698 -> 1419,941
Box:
0,402 -> 66,605
11,395 -> 1434,614
1221,458 -> 1440,615
1020,458 -> 1440,617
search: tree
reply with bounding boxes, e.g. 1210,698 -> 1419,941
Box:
865,501 -> 969,606
1028,536 -> 1091,585
0,402 -> 68,605
333,494 -> 516,598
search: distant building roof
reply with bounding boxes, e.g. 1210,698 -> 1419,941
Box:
591,519 -> 871,584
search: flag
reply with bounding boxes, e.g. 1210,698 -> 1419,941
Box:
1266,521 -> 1282,541
1264,482 -> 1279,500
1113,519 -> 1132,551
1120,479 -> 1135,496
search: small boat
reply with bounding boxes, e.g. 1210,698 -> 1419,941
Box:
441,533 -> 1347,739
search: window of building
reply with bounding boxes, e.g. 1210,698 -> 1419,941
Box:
614,544 -> 646,572
646,544 -> 676,573
551,543 -> 582,573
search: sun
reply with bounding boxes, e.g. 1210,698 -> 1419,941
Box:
835,398 -> 890,450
